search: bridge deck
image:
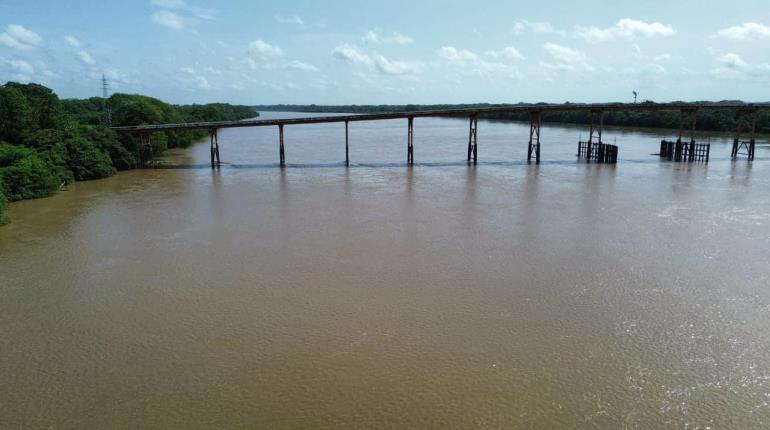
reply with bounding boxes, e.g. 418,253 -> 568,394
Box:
110,103 -> 768,133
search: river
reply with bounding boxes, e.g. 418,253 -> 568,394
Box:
1,112 -> 769,429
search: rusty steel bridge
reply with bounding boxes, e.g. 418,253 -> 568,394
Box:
110,103 -> 769,167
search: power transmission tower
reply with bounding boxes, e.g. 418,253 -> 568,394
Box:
101,74 -> 112,126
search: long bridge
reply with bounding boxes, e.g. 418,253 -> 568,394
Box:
110,102 -> 768,167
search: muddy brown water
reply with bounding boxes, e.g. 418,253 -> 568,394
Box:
1,112 -> 769,429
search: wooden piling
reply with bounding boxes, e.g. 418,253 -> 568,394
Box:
345,121 -> 349,167
407,117 -> 414,165
278,124 -> 285,167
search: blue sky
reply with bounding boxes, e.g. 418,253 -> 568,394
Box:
1,0 -> 769,104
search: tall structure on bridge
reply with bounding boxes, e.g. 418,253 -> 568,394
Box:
101,74 -> 112,126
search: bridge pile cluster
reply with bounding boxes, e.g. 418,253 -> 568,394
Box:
110,103 -> 767,168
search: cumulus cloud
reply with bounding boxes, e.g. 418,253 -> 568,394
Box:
710,52 -> 770,80
249,39 -> 284,58
332,44 -> 374,65
78,51 -> 95,65
275,15 -> 304,25
2,58 -> 34,74
513,20 -> 564,36
575,19 -> 676,42
439,46 -> 521,76
484,46 -> 524,60
152,10 -> 189,30
373,56 -> 420,75
361,30 -> 414,45
391,32 -> 414,45
195,75 -> 211,89
0,24 -> 44,50
151,0 -> 214,20
284,60 -> 319,72
439,46 -> 479,62
64,35 -> 81,48
713,23 -> 770,41
333,44 -> 420,75
542,43 -> 594,71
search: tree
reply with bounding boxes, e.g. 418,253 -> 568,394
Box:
0,143 -> 60,201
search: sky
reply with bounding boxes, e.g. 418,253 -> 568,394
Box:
0,0 -> 769,105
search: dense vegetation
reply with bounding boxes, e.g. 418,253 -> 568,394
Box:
255,102 -> 770,134
0,81 -> 257,224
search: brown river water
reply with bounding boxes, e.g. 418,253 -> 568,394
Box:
1,112 -> 769,429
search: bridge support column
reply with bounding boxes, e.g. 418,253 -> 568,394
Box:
278,124 -> 285,167
527,111 -> 541,164
407,117 -> 414,165
732,109 -> 756,161
677,108 -> 698,162
345,121 -> 349,167
467,114 -> 478,164
209,129 -> 220,168
585,109 -> 604,160
138,133 -> 153,167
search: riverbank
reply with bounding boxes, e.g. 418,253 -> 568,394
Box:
0,81 -> 257,225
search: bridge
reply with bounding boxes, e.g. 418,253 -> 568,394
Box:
110,103 -> 768,167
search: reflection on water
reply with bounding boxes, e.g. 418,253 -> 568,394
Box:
1,112 -> 770,429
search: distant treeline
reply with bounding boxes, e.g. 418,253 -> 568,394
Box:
254,103 -> 770,134
0,81 -> 257,224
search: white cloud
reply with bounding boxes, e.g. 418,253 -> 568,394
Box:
77,51 -> 95,65
718,53 -> 748,69
333,44 -> 419,76
3,58 -> 34,74
714,23 -> 770,41
195,75 -> 210,89
576,19 -> 676,43
179,66 -> 195,74
439,46 -> 520,76
275,15 -> 304,25
485,46 -> 524,60
249,39 -> 283,58
513,20 -> 564,36
374,56 -> 420,75
362,30 -> 379,43
285,60 -> 319,72
0,24 -> 44,50
391,32 -> 414,45
542,43 -> 594,72
151,10 -> 188,30
362,30 -> 414,45
710,52 -> 770,80
332,44 -> 373,65
439,46 -> 479,62
151,0 -> 214,20
64,35 -> 81,48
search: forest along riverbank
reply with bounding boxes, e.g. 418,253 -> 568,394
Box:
1,111 -> 769,428
0,81 -> 257,224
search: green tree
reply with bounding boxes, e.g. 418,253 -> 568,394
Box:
0,143 -> 60,201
